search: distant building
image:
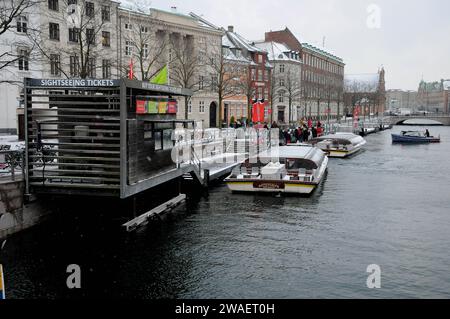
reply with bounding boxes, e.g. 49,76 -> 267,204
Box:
417,79 -> 450,114
386,90 -> 419,113
344,68 -> 386,116
265,28 -> 345,121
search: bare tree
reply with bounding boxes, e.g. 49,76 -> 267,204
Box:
283,68 -> 301,123
28,0 -> 114,79
169,34 -> 204,120
0,0 -> 40,73
237,67 -> 256,123
121,8 -> 169,81
208,46 -> 246,127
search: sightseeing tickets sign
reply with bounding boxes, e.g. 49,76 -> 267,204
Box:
136,96 -> 178,115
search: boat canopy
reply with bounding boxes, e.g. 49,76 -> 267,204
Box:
253,146 -> 326,170
309,133 -> 365,146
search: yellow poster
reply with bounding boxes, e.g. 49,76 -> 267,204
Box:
158,101 -> 168,114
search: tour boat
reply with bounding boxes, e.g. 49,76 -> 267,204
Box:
225,145 -> 328,195
392,131 -> 441,144
305,133 -> 367,158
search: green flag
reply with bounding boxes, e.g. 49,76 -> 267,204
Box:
150,65 -> 168,85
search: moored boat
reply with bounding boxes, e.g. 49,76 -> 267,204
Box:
225,145 -> 328,195
305,133 -> 367,158
392,131 -> 440,144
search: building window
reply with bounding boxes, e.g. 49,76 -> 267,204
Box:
68,0 -> 77,4
49,23 -> 60,41
16,16 -> 27,33
258,70 -> 263,81
279,78 -> 285,87
86,28 -> 95,45
278,90 -> 285,103
199,76 -> 204,90
50,54 -> 61,76
69,55 -> 79,77
143,44 -> 149,57
125,41 -> 133,56
188,99 -> 192,113
102,59 -> 111,78
18,49 -> 29,71
279,64 -> 285,73
199,101 -> 205,113
101,5 -> 110,22
124,23 -> 132,30
102,31 -> 110,47
68,27 -> 79,42
87,58 -> 96,78
85,2 -> 95,18
258,54 -> 263,64
141,26 -> 148,33
48,0 -> 58,11
250,69 -> 256,81
211,75 -> 217,90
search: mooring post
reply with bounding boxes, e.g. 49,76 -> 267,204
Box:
203,169 -> 210,188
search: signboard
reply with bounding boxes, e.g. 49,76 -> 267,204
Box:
254,181 -> 285,190
136,96 -> 177,115
28,79 -> 120,87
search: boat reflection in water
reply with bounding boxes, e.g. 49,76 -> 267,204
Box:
392,131 -> 441,144
305,133 -> 367,158
225,145 -> 328,195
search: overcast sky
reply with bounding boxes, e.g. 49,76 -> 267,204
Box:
134,0 -> 450,91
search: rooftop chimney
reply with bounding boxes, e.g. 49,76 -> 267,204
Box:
228,26 -> 234,33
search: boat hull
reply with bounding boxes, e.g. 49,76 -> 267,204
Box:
226,180 -> 318,194
392,134 -> 440,144
326,147 -> 361,158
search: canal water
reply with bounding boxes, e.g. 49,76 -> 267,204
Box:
1,126 -> 450,299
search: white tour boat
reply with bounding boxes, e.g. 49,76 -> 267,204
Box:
306,133 -> 366,158
225,145 -> 328,195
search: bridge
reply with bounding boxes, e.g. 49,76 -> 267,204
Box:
387,115 -> 450,126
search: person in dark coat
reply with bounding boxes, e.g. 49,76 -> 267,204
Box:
312,127 -> 318,138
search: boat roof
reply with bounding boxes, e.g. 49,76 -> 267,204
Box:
257,146 -> 318,159
309,133 -> 364,145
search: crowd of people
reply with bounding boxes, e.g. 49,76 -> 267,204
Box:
228,117 -> 325,145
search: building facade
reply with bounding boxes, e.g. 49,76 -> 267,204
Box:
223,26 -> 272,124
254,41 -> 302,124
0,0 -> 121,134
417,79 -> 450,114
386,89 -> 419,114
118,7 -> 223,128
265,28 -> 345,121
344,68 -> 386,117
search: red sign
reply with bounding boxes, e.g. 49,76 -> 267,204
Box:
252,101 -> 265,123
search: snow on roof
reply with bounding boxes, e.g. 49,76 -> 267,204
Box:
226,31 -> 265,53
344,74 -> 380,93
254,41 -> 301,63
444,80 -> 450,90
302,42 -> 344,64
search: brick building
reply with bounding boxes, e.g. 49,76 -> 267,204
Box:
223,26 -> 272,124
417,79 -> 450,114
265,28 -> 345,121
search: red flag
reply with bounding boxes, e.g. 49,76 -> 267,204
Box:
128,59 -> 134,80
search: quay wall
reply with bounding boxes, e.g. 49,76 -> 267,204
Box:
0,181 -> 51,240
